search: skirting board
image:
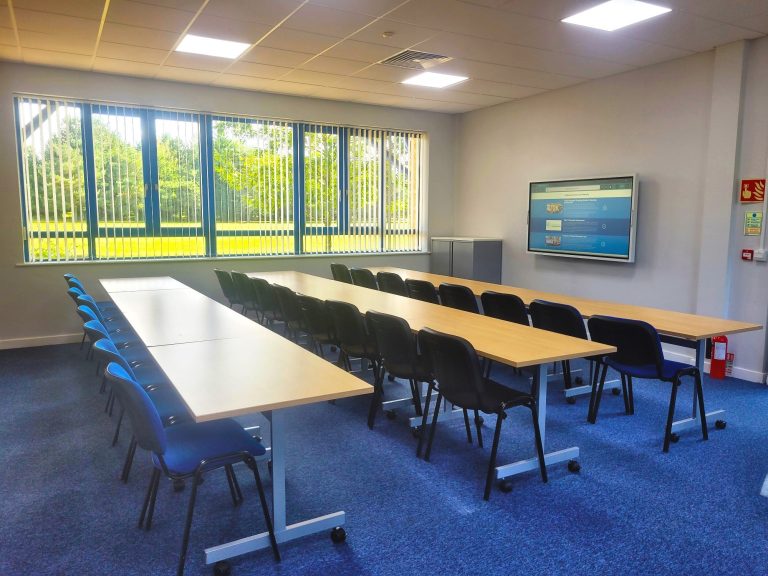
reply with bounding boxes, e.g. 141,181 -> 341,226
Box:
663,347 -> 765,384
0,332 -> 82,350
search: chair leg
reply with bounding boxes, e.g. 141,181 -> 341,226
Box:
483,412 -> 505,501
367,365 -> 385,430
588,361 -> 600,420
530,402 -> 548,483
80,331 -> 86,350
484,359 -> 493,379
225,464 -> 243,506
177,471 -> 202,576
588,363 -> 608,423
474,410 -> 484,449
462,409 -> 473,444
112,406 -> 125,446
249,458 -> 281,561
121,436 -> 137,483
424,392 -> 443,462
139,467 -> 160,529
562,360 -> 571,389
695,372 -> 708,441
663,379 -> 680,452
416,384 -> 434,458
410,380 -> 423,416
621,374 -> 630,414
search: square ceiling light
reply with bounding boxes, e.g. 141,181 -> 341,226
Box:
562,0 -> 671,31
176,34 -> 250,59
402,72 -> 468,88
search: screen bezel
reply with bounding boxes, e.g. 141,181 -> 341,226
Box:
526,175 -> 638,263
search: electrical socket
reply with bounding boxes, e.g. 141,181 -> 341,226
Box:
754,249 -> 767,262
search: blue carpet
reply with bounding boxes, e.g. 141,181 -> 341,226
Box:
1,344 -> 767,576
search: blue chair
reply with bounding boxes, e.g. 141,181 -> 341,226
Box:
66,286 -> 85,304
82,319 -> 147,365
76,293 -> 125,326
587,315 -> 708,452
438,283 -> 480,313
104,363 -> 280,576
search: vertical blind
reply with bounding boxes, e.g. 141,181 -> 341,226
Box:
15,95 -> 426,263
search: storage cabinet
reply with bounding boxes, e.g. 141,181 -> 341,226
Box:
430,237 -> 502,283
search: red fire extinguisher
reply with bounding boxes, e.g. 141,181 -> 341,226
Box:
710,335 -> 728,379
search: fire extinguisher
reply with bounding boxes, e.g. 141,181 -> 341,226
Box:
710,335 -> 728,379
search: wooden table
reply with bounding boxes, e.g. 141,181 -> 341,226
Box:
100,278 -> 371,564
247,270 -> 615,482
369,266 -> 763,433
99,276 -> 187,292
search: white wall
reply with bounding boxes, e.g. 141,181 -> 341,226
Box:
455,41 -> 768,381
0,62 -> 457,348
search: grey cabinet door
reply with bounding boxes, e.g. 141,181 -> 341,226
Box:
452,241 -> 475,279
430,239 -> 453,275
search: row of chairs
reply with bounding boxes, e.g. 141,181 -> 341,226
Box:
328,264 -> 710,453
64,274 -> 279,576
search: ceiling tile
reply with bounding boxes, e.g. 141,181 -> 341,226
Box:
353,63 -> 414,82
452,78 -> 545,99
499,0 -> 597,21
323,39 -> 400,62
164,51 -> 234,71
12,0 -> 106,20
436,58 -> 581,90
281,68 -> 351,88
18,29 -> 96,55
266,79 -> 322,96
734,12 -> 768,34
669,0 -> 768,23
92,57 -> 160,77
22,47 -> 92,68
259,27 -> 341,53
0,7 -> 12,28
240,45 -> 313,66
188,15 -> 272,43
0,26 -> 16,46
225,60 -> 293,78
101,22 -> 181,50
211,73 -> 279,90
201,0 -> 304,26
306,0 -> 407,17
299,55 -> 367,74
157,64 -> 220,82
0,44 -> 20,58
131,0 -> 205,10
96,41 -> 168,64
14,9 -> 100,36
283,4 -> 375,38
106,0 -> 195,33
349,18 -> 440,48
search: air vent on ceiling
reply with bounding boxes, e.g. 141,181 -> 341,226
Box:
380,50 -> 453,70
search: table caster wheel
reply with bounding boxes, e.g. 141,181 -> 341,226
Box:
213,561 -> 231,576
388,374 -> 395,381
267,460 -> 273,477
331,346 -> 337,352
715,420 -> 726,430
331,526 -> 346,543
498,479 -> 513,493
670,433 -> 680,443
568,460 -> 581,473
411,426 -> 422,438
574,377 -> 583,385
612,388 -> 621,396
566,397 -> 576,405
173,479 -> 185,492
385,410 -> 396,420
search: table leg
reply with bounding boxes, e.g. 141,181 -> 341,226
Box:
205,409 -> 346,563
495,364 -> 579,481
671,339 -> 724,433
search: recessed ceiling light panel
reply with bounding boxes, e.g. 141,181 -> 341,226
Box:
562,0 -> 671,31
176,34 -> 250,59
402,72 -> 468,88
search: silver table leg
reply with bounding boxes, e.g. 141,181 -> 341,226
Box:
671,339 -> 724,433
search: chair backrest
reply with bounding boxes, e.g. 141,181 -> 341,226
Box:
231,271 -> 257,309
273,284 -> 303,324
376,272 -> 408,296
105,362 -> 166,455
76,294 -> 105,323
366,310 -> 421,375
587,315 -> 663,372
330,263 -> 353,284
76,304 -> 100,325
298,295 -> 334,338
67,286 -> 85,304
350,268 -> 378,290
438,283 -> 480,314
326,300 -> 372,353
67,277 -> 86,291
83,320 -> 111,344
405,279 -> 440,304
529,299 -> 587,340
214,269 -> 240,306
418,328 -> 484,409
93,338 -> 136,379
250,277 -> 279,316
480,291 -> 529,326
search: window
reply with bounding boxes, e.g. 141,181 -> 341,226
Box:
14,95 -> 426,262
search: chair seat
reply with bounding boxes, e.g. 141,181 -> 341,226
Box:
154,419 -> 266,476
440,378 -> 533,413
343,338 -> 378,361
386,355 -> 432,382
605,358 -> 695,381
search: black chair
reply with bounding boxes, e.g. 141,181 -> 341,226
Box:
298,295 -> 337,358
587,315 -> 708,452
272,284 -> 305,342
418,328 -> 547,500
250,277 -> 282,328
405,279 -> 439,304
438,283 -> 479,313
350,268 -> 378,290
214,269 -> 241,309
326,300 -> 380,379
529,299 -> 595,397
376,272 -> 408,296
330,263 -> 353,284
481,292 -> 529,326
231,271 -> 259,317
365,311 -> 433,432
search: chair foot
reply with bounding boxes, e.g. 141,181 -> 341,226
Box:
715,419 -> 726,430
331,526 -> 346,543
568,459 -> 581,473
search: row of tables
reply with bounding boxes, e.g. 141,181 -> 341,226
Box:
100,268 -> 762,564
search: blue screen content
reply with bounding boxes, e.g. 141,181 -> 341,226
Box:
528,177 -> 634,259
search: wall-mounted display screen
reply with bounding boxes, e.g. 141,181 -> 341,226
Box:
527,175 -> 638,262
